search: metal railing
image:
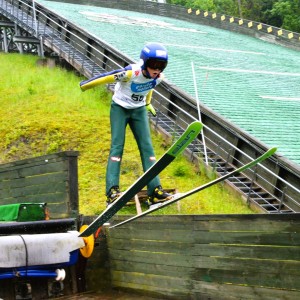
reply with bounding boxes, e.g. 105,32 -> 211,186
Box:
1,0 -> 300,213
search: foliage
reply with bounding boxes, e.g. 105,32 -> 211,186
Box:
167,0 -> 300,32
269,0 -> 300,32
0,53 -> 253,216
214,0 -> 238,15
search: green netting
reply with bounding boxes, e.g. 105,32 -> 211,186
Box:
40,1 -> 300,165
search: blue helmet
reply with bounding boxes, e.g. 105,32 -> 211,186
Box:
140,42 -> 168,72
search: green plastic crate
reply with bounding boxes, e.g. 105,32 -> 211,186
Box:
0,203 -> 47,222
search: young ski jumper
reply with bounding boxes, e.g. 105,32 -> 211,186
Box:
80,42 -> 171,204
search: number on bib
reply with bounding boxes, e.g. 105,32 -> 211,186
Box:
131,94 -> 144,102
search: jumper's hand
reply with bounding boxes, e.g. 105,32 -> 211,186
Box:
146,103 -> 156,117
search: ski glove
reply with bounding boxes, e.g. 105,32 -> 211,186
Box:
146,103 -> 156,117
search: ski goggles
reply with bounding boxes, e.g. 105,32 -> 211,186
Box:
146,58 -> 168,71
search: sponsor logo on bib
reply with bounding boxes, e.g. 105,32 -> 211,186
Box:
131,81 -> 156,93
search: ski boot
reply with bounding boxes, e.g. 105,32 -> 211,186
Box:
106,186 -> 122,207
147,185 -> 172,207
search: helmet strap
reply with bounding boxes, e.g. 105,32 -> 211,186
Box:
142,68 -> 153,79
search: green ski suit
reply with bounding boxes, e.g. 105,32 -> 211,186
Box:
80,63 -> 164,196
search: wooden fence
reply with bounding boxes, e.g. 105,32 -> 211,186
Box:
1,151 -> 300,299
87,214 -> 300,299
0,151 -> 79,219
0,151 -> 80,299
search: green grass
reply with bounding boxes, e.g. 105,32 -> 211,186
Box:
0,53 -> 253,216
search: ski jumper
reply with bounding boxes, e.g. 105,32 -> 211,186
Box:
80,63 -> 165,196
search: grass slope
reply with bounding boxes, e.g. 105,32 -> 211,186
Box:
0,53 -> 253,215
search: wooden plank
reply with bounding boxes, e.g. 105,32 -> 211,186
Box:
67,154 -> 79,212
108,237 -> 191,254
0,151 -> 78,171
108,227 -> 196,243
0,181 -> 67,199
85,239 -> 112,291
192,231 -> 300,246
0,156 -> 67,175
108,227 -> 300,246
109,248 -> 300,277
106,215 -> 300,298
111,218 -> 300,235
134,194 -> 142,215
112,279 -> 188,300
111,270 -> 191,293
192,213 -> 300,222
0,192 -> 67,204
0,161 -> 68,181
111,215 -> 193,230
114,214 -> 300,223
0,169 -> 19,181
110,259 -> 193,278
193,218 -> 300,232
109,249 -> 192,268
193,256 -> 300,277
113,214 -> 194,225
112,214 -> 300,232
193,244 -> 300,260
192,280 -> 300,300
108,237 -> 300,261
0,172 -> 67,190
193,267 -> 300,290
18,161 -> 68,178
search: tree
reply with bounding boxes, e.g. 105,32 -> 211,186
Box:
214,0 -> 239,15
269,0 -> 300,32
166,0 -> 187,5
167,0 -> 300,33
185,0 -> 216,11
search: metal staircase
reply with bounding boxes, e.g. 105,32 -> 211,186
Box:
0,0 -> 103,78
150,113 -> 295,213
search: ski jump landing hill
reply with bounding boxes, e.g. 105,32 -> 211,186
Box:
1,1 -> 300,299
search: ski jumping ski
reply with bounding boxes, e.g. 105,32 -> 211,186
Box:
79,121 -> 203,237
110,147 -> 277,229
